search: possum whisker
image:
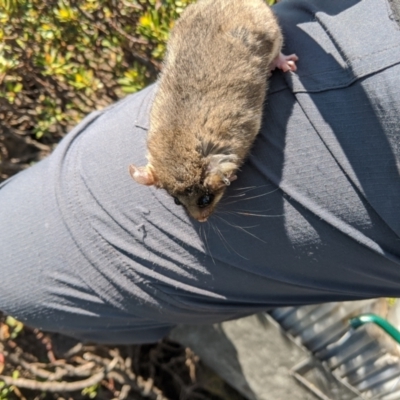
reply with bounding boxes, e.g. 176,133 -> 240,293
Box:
211,220 -> 249,260
242,189 -> 280,200
199,225 -> 205,253
200,222 -> 216,265
224,193 -> 248,199
225,186 -> 268,198
232,185 -> 258,191
217,211 -> 260,228
229,211 -> 284,218
211,222 -> 231,254
232,184 -> 273,192
221,188 -> 279,205
230,208 -> 278,213
215,215 -> 267,244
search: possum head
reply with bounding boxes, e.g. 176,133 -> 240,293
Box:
129,153 -> 238,222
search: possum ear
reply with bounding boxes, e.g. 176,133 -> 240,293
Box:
129,164 -> 157,186
205,154 -> 238,189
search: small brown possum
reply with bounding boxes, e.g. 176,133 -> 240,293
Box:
129,0 -> 297,222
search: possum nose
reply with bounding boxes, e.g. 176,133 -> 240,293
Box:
191,208 -> 210,222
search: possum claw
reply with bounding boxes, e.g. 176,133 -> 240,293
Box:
270,53 -> 298,73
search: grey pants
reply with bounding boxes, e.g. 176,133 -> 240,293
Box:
1,0 -> 400,343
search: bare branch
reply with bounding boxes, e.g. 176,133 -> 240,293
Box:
0,371 -> 105,392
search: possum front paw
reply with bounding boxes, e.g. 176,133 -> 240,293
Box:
270,52 -> 298,73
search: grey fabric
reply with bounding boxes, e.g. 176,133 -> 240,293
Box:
1,0 -> 400,344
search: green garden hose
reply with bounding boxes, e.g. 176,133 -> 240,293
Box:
349,313 -> 400,344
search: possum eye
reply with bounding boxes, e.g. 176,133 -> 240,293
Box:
197,194 -> 215,208
173,197 -> 182,206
